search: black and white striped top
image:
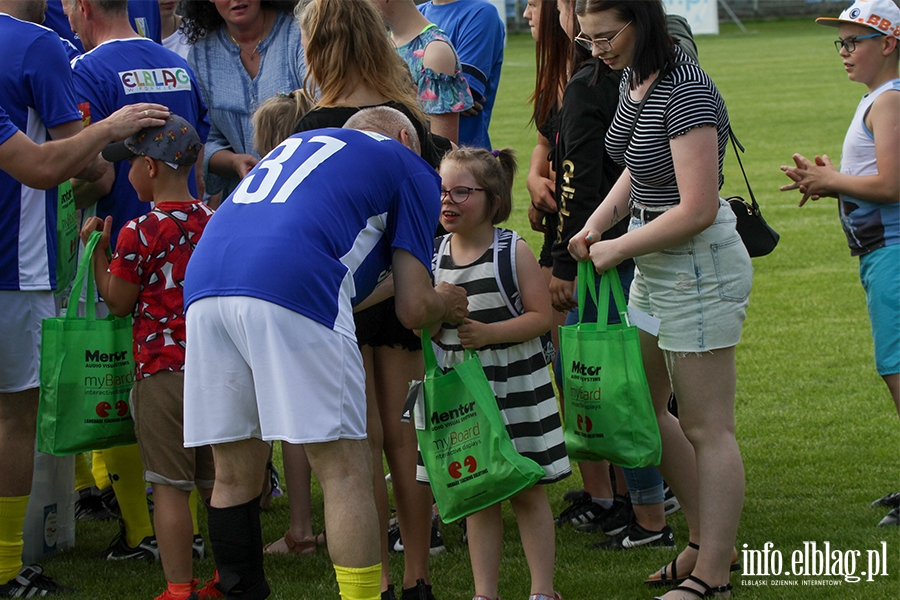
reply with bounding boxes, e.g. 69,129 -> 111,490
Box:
605,48 -> 730,207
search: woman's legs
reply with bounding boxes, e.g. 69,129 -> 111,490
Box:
643,331 -> 701,580
375,346 -> 433,590
658,346 -> 743,599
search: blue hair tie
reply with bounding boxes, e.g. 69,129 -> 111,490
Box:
491,149 -> 500,157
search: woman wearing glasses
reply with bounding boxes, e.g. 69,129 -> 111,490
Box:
569,1 -> 751,598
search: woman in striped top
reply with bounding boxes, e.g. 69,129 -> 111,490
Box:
569,1 -> 752,598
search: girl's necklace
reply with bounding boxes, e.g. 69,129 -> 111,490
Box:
228,12 -> 266,60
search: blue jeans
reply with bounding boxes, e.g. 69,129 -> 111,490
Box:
555,261 -> 664,505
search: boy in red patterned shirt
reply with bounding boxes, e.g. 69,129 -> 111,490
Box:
81,115 -> 219,600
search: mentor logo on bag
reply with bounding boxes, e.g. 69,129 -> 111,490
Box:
570,360 -> 602,381
85,349 -> 129,365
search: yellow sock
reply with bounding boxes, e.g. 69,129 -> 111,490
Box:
103,444 -> 153,547
74,453 -> 94,492
334,563 -> 381,600
0,496 -> 28,582
91,450 -> 110,489
189,488 -> 199,536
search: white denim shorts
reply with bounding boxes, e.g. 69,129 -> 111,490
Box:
0,290 -> 55,392
183,296 -> 367,447
628,200 -> 753,353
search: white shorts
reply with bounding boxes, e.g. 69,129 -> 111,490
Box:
0,290 -> 55,392
183,296 -> 367,447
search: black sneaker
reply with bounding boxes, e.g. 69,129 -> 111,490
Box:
387,522 -> 403,553
0,564 -> 72,597
872,492 -> 900,509
386,521 -> 445,555
591,522 -> 675,550
555,495 -> 608,528
98,525 -> 159,560
400,579 -> 436,600
575,495 -> 632,535
74,487 -> 116,521
193,534 -> 205,560
429,520 -> 445,555
382,585 -> 397,600
878,507 -> 899,527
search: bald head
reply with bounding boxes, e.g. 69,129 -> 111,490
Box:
343,106 -> 421,156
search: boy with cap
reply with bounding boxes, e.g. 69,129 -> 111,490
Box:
781,0 -> 899,527
81,115 -> 219,600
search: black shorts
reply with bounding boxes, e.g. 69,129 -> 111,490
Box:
354,297 -> 422,351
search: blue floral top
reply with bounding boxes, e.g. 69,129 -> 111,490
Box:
396,24 -> 473,115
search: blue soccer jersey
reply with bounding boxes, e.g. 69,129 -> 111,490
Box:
71,37 -> 209,248
184,128 -> 441,341
45,0 -> 162,56
0,14 -> 81,291
0,105 -> 18,145
419,0 -> 504,149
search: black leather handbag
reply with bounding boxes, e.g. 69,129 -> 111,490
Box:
725,130 -> 780,257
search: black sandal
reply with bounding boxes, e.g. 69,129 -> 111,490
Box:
645,542 -> 700,587
645,543 -> 742,587
653,575 -> 732,599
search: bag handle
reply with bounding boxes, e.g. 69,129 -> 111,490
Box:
577,262 -> 628,331
727,129 -> 761,216
420,327 -> 477,379
68,230 -> 103,321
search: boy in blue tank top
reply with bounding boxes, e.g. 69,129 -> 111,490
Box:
781,0 -> 900,527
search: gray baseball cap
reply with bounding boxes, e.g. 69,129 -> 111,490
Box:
102,114 -> 201,166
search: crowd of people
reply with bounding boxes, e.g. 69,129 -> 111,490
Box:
0,0 -> 896,599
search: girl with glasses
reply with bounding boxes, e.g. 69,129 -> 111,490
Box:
432,147 -> 568,600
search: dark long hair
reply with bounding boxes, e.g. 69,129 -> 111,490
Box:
529,1 -> 570,127
181,0 -> 299,45
574,0 -> 674,89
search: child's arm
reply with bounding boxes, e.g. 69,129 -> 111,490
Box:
457,239 -> 552,350
781,92 -> 900,206
80,216 -> 139,318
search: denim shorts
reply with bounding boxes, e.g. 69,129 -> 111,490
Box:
628,200 -> 753,353
859,244 -> 900,376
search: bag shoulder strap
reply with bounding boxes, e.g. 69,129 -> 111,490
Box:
493,227 -> 523,316
727,128 -> 761,214
625,61 -> 690,143
153,207 -> 196,251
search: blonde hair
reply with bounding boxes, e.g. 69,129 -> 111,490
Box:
442,147 -> 518,225
343,107 -> 421,156
297,0 -> 426,125
251,90 -> 315,155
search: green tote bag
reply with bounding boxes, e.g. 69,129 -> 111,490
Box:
415,331 -> 545,522
38,230 -> 137,455
559,262 -> 661,468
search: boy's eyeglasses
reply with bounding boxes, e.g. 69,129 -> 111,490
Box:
575,21 -> 632,53
834,33 -> 883,53
441,186 -> 485,204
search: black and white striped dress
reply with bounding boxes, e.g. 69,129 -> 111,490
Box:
431,231 -> 571,484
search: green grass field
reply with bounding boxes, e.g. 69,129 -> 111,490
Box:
42,19 -> 899,600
